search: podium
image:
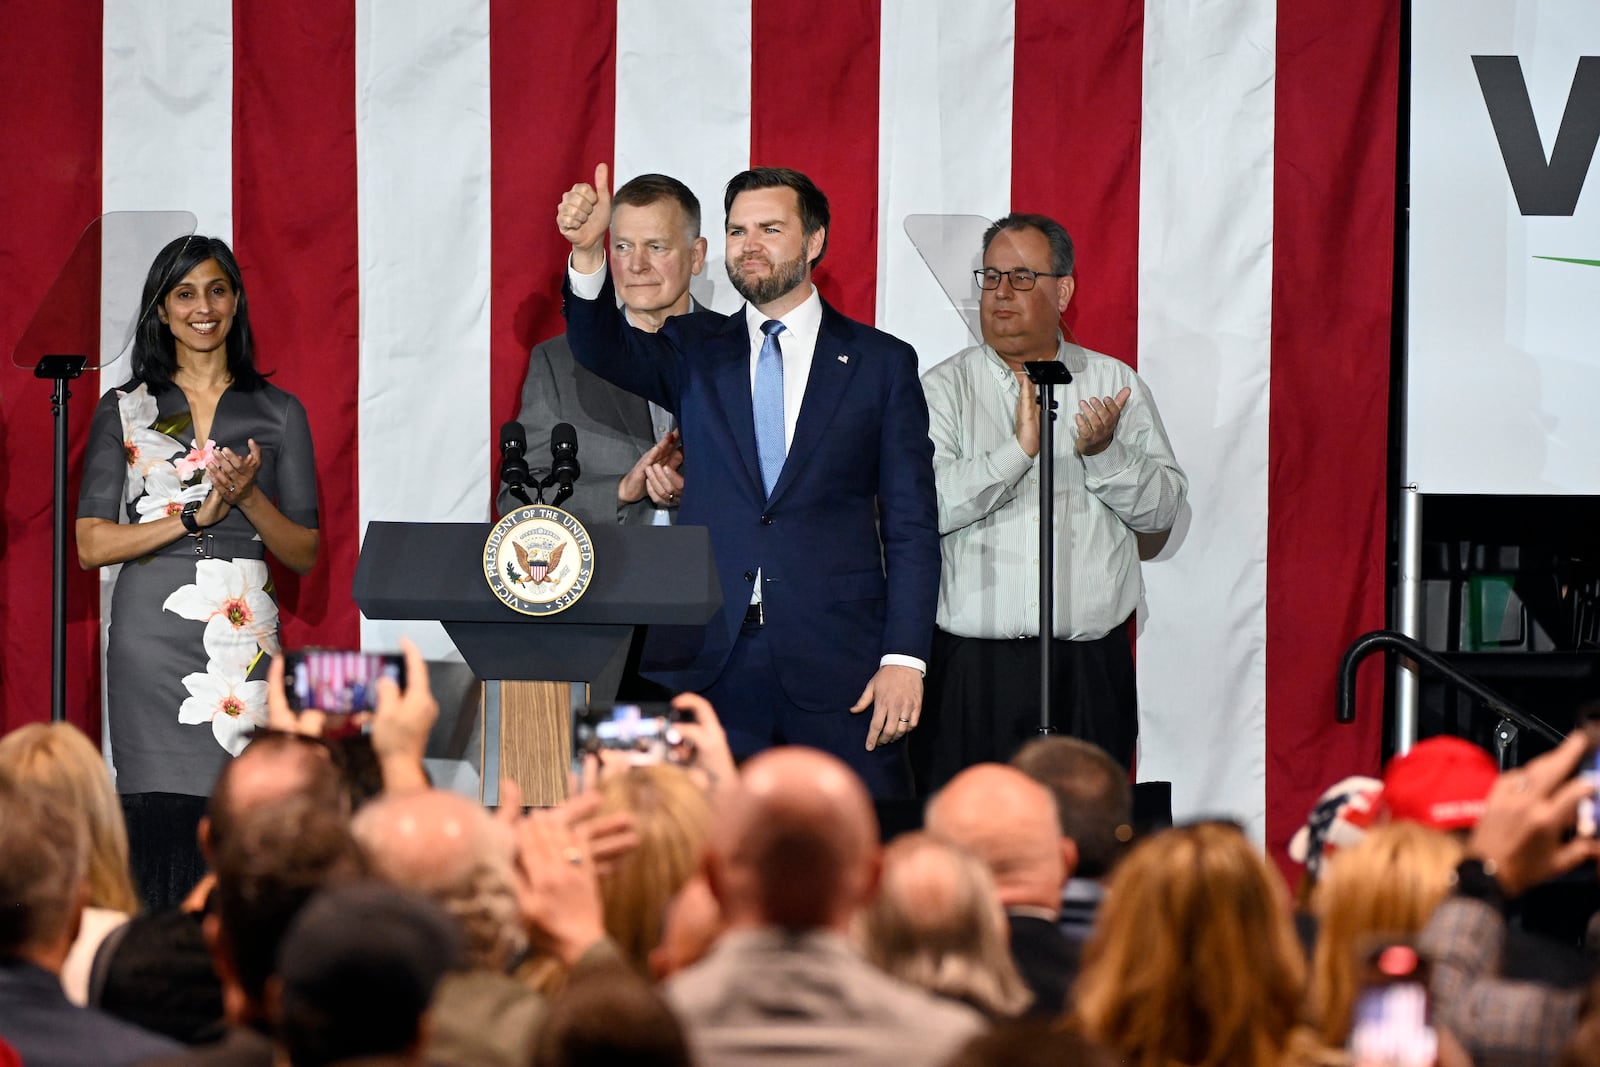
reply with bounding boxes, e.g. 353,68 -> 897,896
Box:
354,521 -> 720,805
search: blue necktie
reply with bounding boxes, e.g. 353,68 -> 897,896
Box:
754,319 -> 786,495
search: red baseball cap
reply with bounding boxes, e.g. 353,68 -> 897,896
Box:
1380,736 -> 1499,831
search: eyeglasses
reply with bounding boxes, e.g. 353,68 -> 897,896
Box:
973,267 -> 1067,291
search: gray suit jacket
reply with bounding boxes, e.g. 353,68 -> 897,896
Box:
499,303 -> 709,526
663,929 -> 984,1067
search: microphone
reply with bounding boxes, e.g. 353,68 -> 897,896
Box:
550,423 -> 580,485
548,423 -> 581,507
499,421 -> 532,507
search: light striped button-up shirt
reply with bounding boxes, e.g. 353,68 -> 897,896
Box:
922,339 -> 1186,641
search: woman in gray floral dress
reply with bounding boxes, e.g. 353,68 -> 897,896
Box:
77,235 -> 319,906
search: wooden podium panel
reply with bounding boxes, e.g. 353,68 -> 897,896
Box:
482,679 -> 576,807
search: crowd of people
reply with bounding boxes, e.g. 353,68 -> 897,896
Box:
3,641 -> 1599,1066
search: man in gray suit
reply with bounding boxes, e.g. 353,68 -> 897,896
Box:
498,173 -> 709,525
664,748 -> 983,1066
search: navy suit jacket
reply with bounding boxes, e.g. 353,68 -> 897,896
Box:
0,957 -> 180,1067
564,273 -> 939,711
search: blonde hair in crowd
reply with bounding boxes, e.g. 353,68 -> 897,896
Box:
1071,822 -> 1305,1067
596,764 -> 712,973
1306,820 -> 1463,1046
0,722 -> 139,914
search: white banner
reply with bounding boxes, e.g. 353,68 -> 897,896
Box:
1408,1 -> 1600,494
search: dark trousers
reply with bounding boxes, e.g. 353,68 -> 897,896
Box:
910,622 -> 1137,796
700,619 -> 913,799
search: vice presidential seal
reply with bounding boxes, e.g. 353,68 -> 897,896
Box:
483,505 -> 595,616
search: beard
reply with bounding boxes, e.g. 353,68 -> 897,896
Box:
727,247 -> 809,305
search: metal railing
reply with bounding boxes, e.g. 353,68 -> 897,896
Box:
1336,629 -> 1565,768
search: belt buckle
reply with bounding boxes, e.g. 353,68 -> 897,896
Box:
193,533 -> 216,559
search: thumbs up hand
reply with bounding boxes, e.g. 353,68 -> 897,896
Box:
557,162 -> 612,273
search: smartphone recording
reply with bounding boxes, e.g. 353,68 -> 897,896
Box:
572,703 -> 681,770
284,649 -> 405,715
1347,943 -> 1436,1067
1577,731 -> 1600,840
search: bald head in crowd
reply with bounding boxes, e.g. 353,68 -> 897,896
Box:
707,748 -> 880,932
203,732 -> 345,866
924,763 -> 1073,914
352,789 -> 525,973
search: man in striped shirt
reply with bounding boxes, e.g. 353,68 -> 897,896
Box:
913,214 -> 1186,792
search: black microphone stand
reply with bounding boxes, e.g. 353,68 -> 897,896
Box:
38,354 -> 88,722
1024,359 -> 1073,736
500,455 -> 533,511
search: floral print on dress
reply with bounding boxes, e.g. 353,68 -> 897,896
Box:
118,383 -> 188,503
176,623 -> 268,756
175,438 -> 221,482
163,558 -> 281,660
163,558 -> 279,756
134,465 -> 209,524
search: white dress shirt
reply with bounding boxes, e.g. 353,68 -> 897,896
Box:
922,338 -> 1187,641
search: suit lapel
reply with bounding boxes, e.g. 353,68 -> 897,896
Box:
711,311 -> 765,498
767,300 -> 859,506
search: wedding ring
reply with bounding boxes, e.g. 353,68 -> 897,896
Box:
228,483 -> 236,492
898,717 -> 912,723
563,847 -> 584,866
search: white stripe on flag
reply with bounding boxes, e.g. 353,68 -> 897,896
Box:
102,3 -> 236,386
1135,0 -> 1277,836
100,6 -> 237,767
615,0 -> 752,315
356,1 -> 492,658
876,0 -> 1014,372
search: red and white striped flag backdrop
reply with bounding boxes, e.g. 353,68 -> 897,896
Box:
0,1 -> 1393,855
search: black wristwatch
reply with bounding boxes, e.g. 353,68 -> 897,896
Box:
1452,858 -> 1508,912
180,500 -> 203,534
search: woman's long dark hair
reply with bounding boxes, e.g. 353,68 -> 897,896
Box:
129,235 -> 269,394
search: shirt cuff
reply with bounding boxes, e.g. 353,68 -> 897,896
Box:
880,654 -> 927,676
1082,437 -> 1132,481
992,437 -> 1035,485
567,253 -> 605,299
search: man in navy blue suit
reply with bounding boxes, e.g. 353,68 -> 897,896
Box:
558,163 -> 939,796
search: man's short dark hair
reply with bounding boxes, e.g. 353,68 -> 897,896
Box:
723,167 -> 830,268
982,213 -> 1075,277
1010,737 -> 1131,879
535,962 -> 692,1067
212,796 -> 367,1004
613,173 -> 703,239
277,883 -> 462,1067
0,771 -> 86,954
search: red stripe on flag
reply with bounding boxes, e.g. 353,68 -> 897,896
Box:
1267,2 -> 1396,863
750,0 -> 881,324
490,3 -> 619,506
0,7 -> 104,734
234,1 -> 361,651
1011,2 -> 1143,365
